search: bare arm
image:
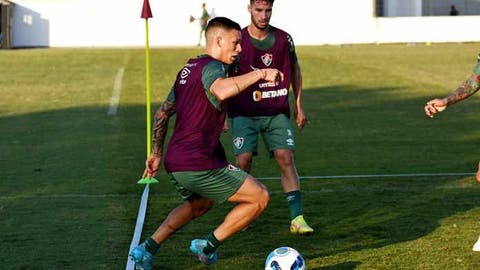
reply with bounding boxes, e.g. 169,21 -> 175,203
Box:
291,62 -> 307,129
152,101 -> 176,156
425,73 -> 480,118
143,100 -> 176,177
445,73 -> 480,105
210,68 -> 284,101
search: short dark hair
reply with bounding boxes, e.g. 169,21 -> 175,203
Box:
205,17 -> 241,33
250,0 -> 275,4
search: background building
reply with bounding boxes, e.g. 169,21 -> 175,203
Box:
5,0 -> 480,48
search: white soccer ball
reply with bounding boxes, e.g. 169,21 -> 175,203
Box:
264,246 -> 306,270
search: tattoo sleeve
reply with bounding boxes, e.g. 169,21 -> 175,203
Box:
446,73 -> 480,105
151,101 -> 176,157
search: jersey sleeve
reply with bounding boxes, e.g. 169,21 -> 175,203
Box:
166,86 -> 175,103
201,60 -> 227,110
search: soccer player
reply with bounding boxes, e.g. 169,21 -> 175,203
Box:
227,0 -> 314,235
129,17 -> 284,269
198,3 -> 210,46
424,53 -> 480,251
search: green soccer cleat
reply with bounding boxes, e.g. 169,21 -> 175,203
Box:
290,215 -> 314,236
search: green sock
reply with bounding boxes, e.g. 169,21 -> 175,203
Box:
145,237 -> 160,254
285,190 -> 302,220
203,231 -> 221,255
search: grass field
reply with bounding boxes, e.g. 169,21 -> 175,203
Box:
1,43 -> 480,269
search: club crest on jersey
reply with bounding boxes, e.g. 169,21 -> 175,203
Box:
233,137 -> 244,149
261,53 -> 273,67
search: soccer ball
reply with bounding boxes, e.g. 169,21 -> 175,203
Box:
265,246 -> 306,270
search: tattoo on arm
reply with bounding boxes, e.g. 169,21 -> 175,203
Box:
446,73 -> 480,105
152,101 -> 176,157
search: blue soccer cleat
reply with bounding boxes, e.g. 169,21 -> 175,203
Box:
129,243 -> 153,270
189,239 -> 218,265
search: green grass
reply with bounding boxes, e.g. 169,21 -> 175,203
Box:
1,43 -> 480,269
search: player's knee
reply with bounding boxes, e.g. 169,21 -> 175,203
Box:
237,156 -> 252,171
190,199 -> 213,218
257,188 -> 270,212
275,152 -> 294,167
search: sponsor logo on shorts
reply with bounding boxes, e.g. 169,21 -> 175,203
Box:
286,138 -> 294,146
233,137 -> 244,149
287,129 -> 293,137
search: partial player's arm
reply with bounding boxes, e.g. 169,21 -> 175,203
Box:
425,73 -> 480,118
292,62 -> 306,129
143,93 -> 176,177
288,33 -> 307,129
210,68 -> 284,101
445,73 -> 480,105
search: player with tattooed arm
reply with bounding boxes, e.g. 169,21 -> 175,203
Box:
129,17 -> 284,269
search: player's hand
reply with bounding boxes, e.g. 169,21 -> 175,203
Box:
424,98 -> 447,118
143,154 -> 161,178
262,68 -> 284,83
295,106 -> 307,129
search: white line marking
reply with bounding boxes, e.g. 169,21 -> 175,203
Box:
258,172 -> 474,180
108,67 -> 125,116
126,184 -> 150,270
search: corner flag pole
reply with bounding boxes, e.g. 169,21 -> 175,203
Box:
138,0 -> 158,184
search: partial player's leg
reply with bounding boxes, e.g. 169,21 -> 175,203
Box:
130,196 -> 213,270
265,114 -> 314,235
476,160 -> 480,182
236,152 -> 254,173
214,175 -> 269,239
231,116 -> 259,173
273,149 -> 314,236
273,149 -> 300,192
187,167 -> 268,265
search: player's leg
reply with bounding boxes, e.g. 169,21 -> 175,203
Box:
151,196 -> 213,244
189,167 -> 268,265
273,149 -> 300,192
231,116 -> 259,173
130,173 -> 213,269
213,175 -> 269,240
130,196 -> 213,269
265,114 -> 314,235
236,152 -> 254,172
476,160 -> 480,182
198,30 -> 202,46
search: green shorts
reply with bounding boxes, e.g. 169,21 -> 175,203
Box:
230,114 -> 296,156
169,165 -> 247,203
